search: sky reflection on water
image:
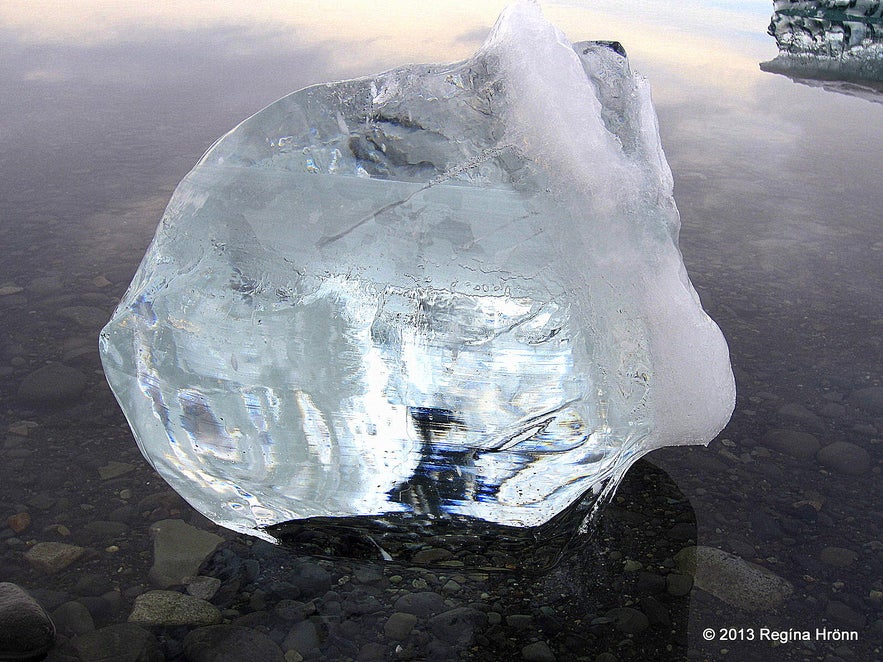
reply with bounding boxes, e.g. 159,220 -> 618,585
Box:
5,0 -> 879,295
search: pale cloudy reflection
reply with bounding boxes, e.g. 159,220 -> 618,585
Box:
0,1 -> 507,61
1,0 -> 777,92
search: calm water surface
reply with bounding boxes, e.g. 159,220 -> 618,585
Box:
1,2 -> 880,660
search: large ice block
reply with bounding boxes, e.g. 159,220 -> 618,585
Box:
100,2 -> 735,543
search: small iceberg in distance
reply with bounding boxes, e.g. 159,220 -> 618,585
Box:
762,0 -> 883,99
99,1 -> 735,547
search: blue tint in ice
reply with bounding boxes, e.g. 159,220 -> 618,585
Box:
100,2 -> 735,542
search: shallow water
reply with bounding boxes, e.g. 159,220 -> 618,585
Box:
1,2 -> 880,660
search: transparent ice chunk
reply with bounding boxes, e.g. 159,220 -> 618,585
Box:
100,2 -> 735,543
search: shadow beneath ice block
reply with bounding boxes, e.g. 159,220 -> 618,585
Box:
263,486 -> 599,573
203,459 -> 695,661
264,457 -> 697,576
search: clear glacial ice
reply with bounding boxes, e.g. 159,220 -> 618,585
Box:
100,2 -> 735,543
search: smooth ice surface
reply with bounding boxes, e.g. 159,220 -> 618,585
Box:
100,2 -> 735,541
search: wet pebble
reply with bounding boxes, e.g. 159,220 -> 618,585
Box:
0,582 -> 56,660
26,275 -> 62,296
762,429 -> 820,459
635,571 -> 665,594
521,640 -> 556,661
604,607 -> 649,634
393,591 -> 447,617
776,403 -> 824,429
6,511 -> 30,534
290,562 -> 331,599
76,520 -> 129,546
353,566 -> 383,584
283,619 -> 320,656
187,576 -> 222,601
148,519 -> 223,588
639,596 -> 671,627
128,590 -> 221,627
52,600 -> 95,637
60,623 -> 162,662
273,599 -> 315,622
825,600 -> 866,629
383,611 -> 417,640
428,606 -> 487,645
819,546 -> 858,568
665,522 -> 696,541
357,641 -> 387,660
818,401 -> 846,418
675,546 -> 793,611
750,511 -> 783,541
17,363 -> 87,405
849,386 -> 883,415
58,305 -> 108,329
816,441 -> 870,475
183,624 -> 284,662
24,542 -> 85,574
412,547 -> 453,564
506,613 -> 534,629
665,573 -> 693,597
97,461 -> 135,480
79,591 -> 122,621
73,573 -> 112,597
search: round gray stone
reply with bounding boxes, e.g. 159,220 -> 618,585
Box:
411,547 -> 453,564
849,386 -> 883,414
58,305 -> 109,329
291,562 -> 332,599
825,601 -> 866,629
816,442 -> 870,475
776,403 -> 823,429
52,600 -> 95,637
604,607 -> 649,634
0,582 -> 55,660
384,611 -> 417,640
358,642 -> 387,660
506,613 -> 534,629
66,623 -> 162,662
762,429 -> 820,459
392,591 -> 447,617
283,619 -> 320,655
77,520 -> 129,545
184,624 -> 284,662
17,363 -> 87,405
521,640 -> 556,661
639,596 -> 671,627
429,607 -> 487,645
665,573 -> 693,597
26,275 -> 62,295
818,546 -> 858,568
